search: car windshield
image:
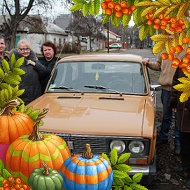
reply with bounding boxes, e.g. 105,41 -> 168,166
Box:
47,61 -> 147,94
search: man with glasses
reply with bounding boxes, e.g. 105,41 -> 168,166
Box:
10,39 -> 47,105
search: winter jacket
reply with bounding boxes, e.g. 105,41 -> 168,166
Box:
38,56 -> 60,92
10,49 -> 48,105
170,67 -> 190,132
147,51 -> 185,91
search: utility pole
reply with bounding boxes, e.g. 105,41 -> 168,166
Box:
107,20 -> 110,53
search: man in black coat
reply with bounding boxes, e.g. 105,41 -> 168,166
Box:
10,39 -> 48,105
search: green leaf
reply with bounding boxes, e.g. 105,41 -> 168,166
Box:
94,0 -> 100,15
3,89 -> 9,101
124,186 -> 132,190
115,17 -> 121,27
15,57 -> 24,68
149,25 -> 155,36
118,153 -> 131,164
132,173 -> 143,183
111,14 -> 116,26
113,177 -> 125,186
70,3 -> 84,11
123,174 -> 133,185
12,85 -> 19,96
7,85 -> 13,98
110,147 -> 118,165
0,160 -> 5,173
72,0 -> 85,3
0,176 -> 4,187
115,164 -> 132,172
12,68 -> 25,75
4,73 -> 20,85
82,3 -> 89,16
139,25 -> 149,41
10,53 -> 16,69
24,106 -> 33,115
2,169 -> 12,180
102,153 -> 111,165
130,183 -> 148,190
18,103 -> 25,112
89,0 -> 95,15
113,170 -> 127,178
0,68 -> 5,79
122,15 -> 131,28
2,59 -> 10,73
102,15 -> 110,25
0,83 -> 9,89
28,109 -> 41,121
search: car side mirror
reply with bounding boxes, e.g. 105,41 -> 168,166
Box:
150,84 -> 161,91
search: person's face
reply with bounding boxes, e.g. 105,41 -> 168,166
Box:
18,43 -> 30,57
0,38 -> 6,53
43,45 -> 54,60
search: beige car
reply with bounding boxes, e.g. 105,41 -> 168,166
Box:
28,54 -> 160,177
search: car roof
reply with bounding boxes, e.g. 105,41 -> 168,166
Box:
57,53 -> 142,63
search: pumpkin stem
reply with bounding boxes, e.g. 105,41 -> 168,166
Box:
28,108 -> 49,141
82,143 -> 93,159
0,99 -> 20,116
42,162 -> 50,175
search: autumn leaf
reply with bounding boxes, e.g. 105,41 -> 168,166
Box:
152,41 -> 165,54
176,2 -> 189,20
150,34 -> 169,42
135,1 -> 160,7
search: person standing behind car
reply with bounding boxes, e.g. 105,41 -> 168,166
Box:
38,41 -> 60,92
10,39 -> 47,105
142,52 -> 181,155
170,67 -> 190,188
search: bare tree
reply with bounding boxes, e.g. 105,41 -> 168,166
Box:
0,0 -> 54,49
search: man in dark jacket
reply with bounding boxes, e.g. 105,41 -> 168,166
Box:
38,41 -> 60,93
10,39 -> 48,105
170,67 -> 190,188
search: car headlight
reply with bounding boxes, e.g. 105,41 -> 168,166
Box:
110,140 -> 125,154
129,141 -> 144,154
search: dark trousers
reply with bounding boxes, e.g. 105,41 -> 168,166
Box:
180,132 -> 190,172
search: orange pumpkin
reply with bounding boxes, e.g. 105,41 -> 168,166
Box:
6,108 -> 71,183
0,99 -> 34,164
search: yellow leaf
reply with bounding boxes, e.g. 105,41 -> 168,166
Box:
180,92 -> 190,103
141,6 -> 158,17
171,0 -> 181,3
165,40 -> 170,53
135,1 -> 160,6
152,41 -> 165,54
157,0 -> 171,6
179,31 -> 186,45
153,6 -> 168,19
176,2 -> 189,20
184,71 -> 190,78
151,34 -> 169,42
165,24 -> 174,35
172,33 -> 179,47
164,4 -> 180,17
178,77 -> 190,84
181,15 -> 188,28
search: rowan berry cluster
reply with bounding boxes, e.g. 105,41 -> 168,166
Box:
1,177 -> 31,190
161,37 -> 190,72
101,0 -> 136,18
146,11 -> 186,33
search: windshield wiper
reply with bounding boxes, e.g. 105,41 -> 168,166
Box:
51,86 -> 82,93
84,85 -> 122,95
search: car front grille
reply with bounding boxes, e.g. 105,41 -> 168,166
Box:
42,132 -> 149,156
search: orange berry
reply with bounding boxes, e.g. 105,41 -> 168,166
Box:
10,188 -> 16,190
147,20 -> 154,25
186,53 -> 190,58
154,18 -> 161,25
15,178 -> 21,184
105,0 -> 111,2
22,185 -> 27,190
168,53 -> 174,60
145,14 -> 149,19
186,64 -> 190,73
105,8 -> 112,15
164,14 -> 170,21
161,53 -> 168,60
161,25 -> 166,30
161,19 -> 167,26
178,19 -> 184,25
0,188 -> 4,190
3,184 -> 9,188
113,8 -> 116,13
122,8 -> 129,15
120,1 -> 127,8
115,11 -> 122,18
181,24 -> 186,30
170,17 -> 177,24
187,47 -> 190,54
129,5 -> 136,11
13,184 -> 20,190
153,24 -> 160,30
169,46 -> 176,53
169,26 -> 175,31
128,10 -> 132,15
159,13 -> 164,20
183,57 -> 189,64
172,58 -> 180,68
175,45 -> 183,53
8,177 -> 13,183
2,179 -> 8,185
19,188 -> 24,190
4,187 -> 10,190
108,1 -> 115,9
101,2 -> 108,9
148,13 -> 154,19
175,26 -> 182,33
115,4 -> 121,11
170,23 -> 177,28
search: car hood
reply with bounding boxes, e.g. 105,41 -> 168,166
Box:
28,93 -> 154,137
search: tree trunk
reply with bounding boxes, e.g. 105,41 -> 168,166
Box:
10,29 -> 17,49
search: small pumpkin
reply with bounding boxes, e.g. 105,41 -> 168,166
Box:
0,99 -> 34,164
6,108 -> 71,183
61,144 -> 113,190
28,162 -> 64,190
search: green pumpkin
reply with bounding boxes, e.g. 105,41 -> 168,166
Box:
28,162 -> 64,190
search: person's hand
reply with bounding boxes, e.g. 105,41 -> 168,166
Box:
27,60 -> 36,66
172,108 -> 177,112
142,58 -> 150,65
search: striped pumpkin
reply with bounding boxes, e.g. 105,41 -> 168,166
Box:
0,99 -> 33,164
6,108 -> 71,183
61,144 -> 113,190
